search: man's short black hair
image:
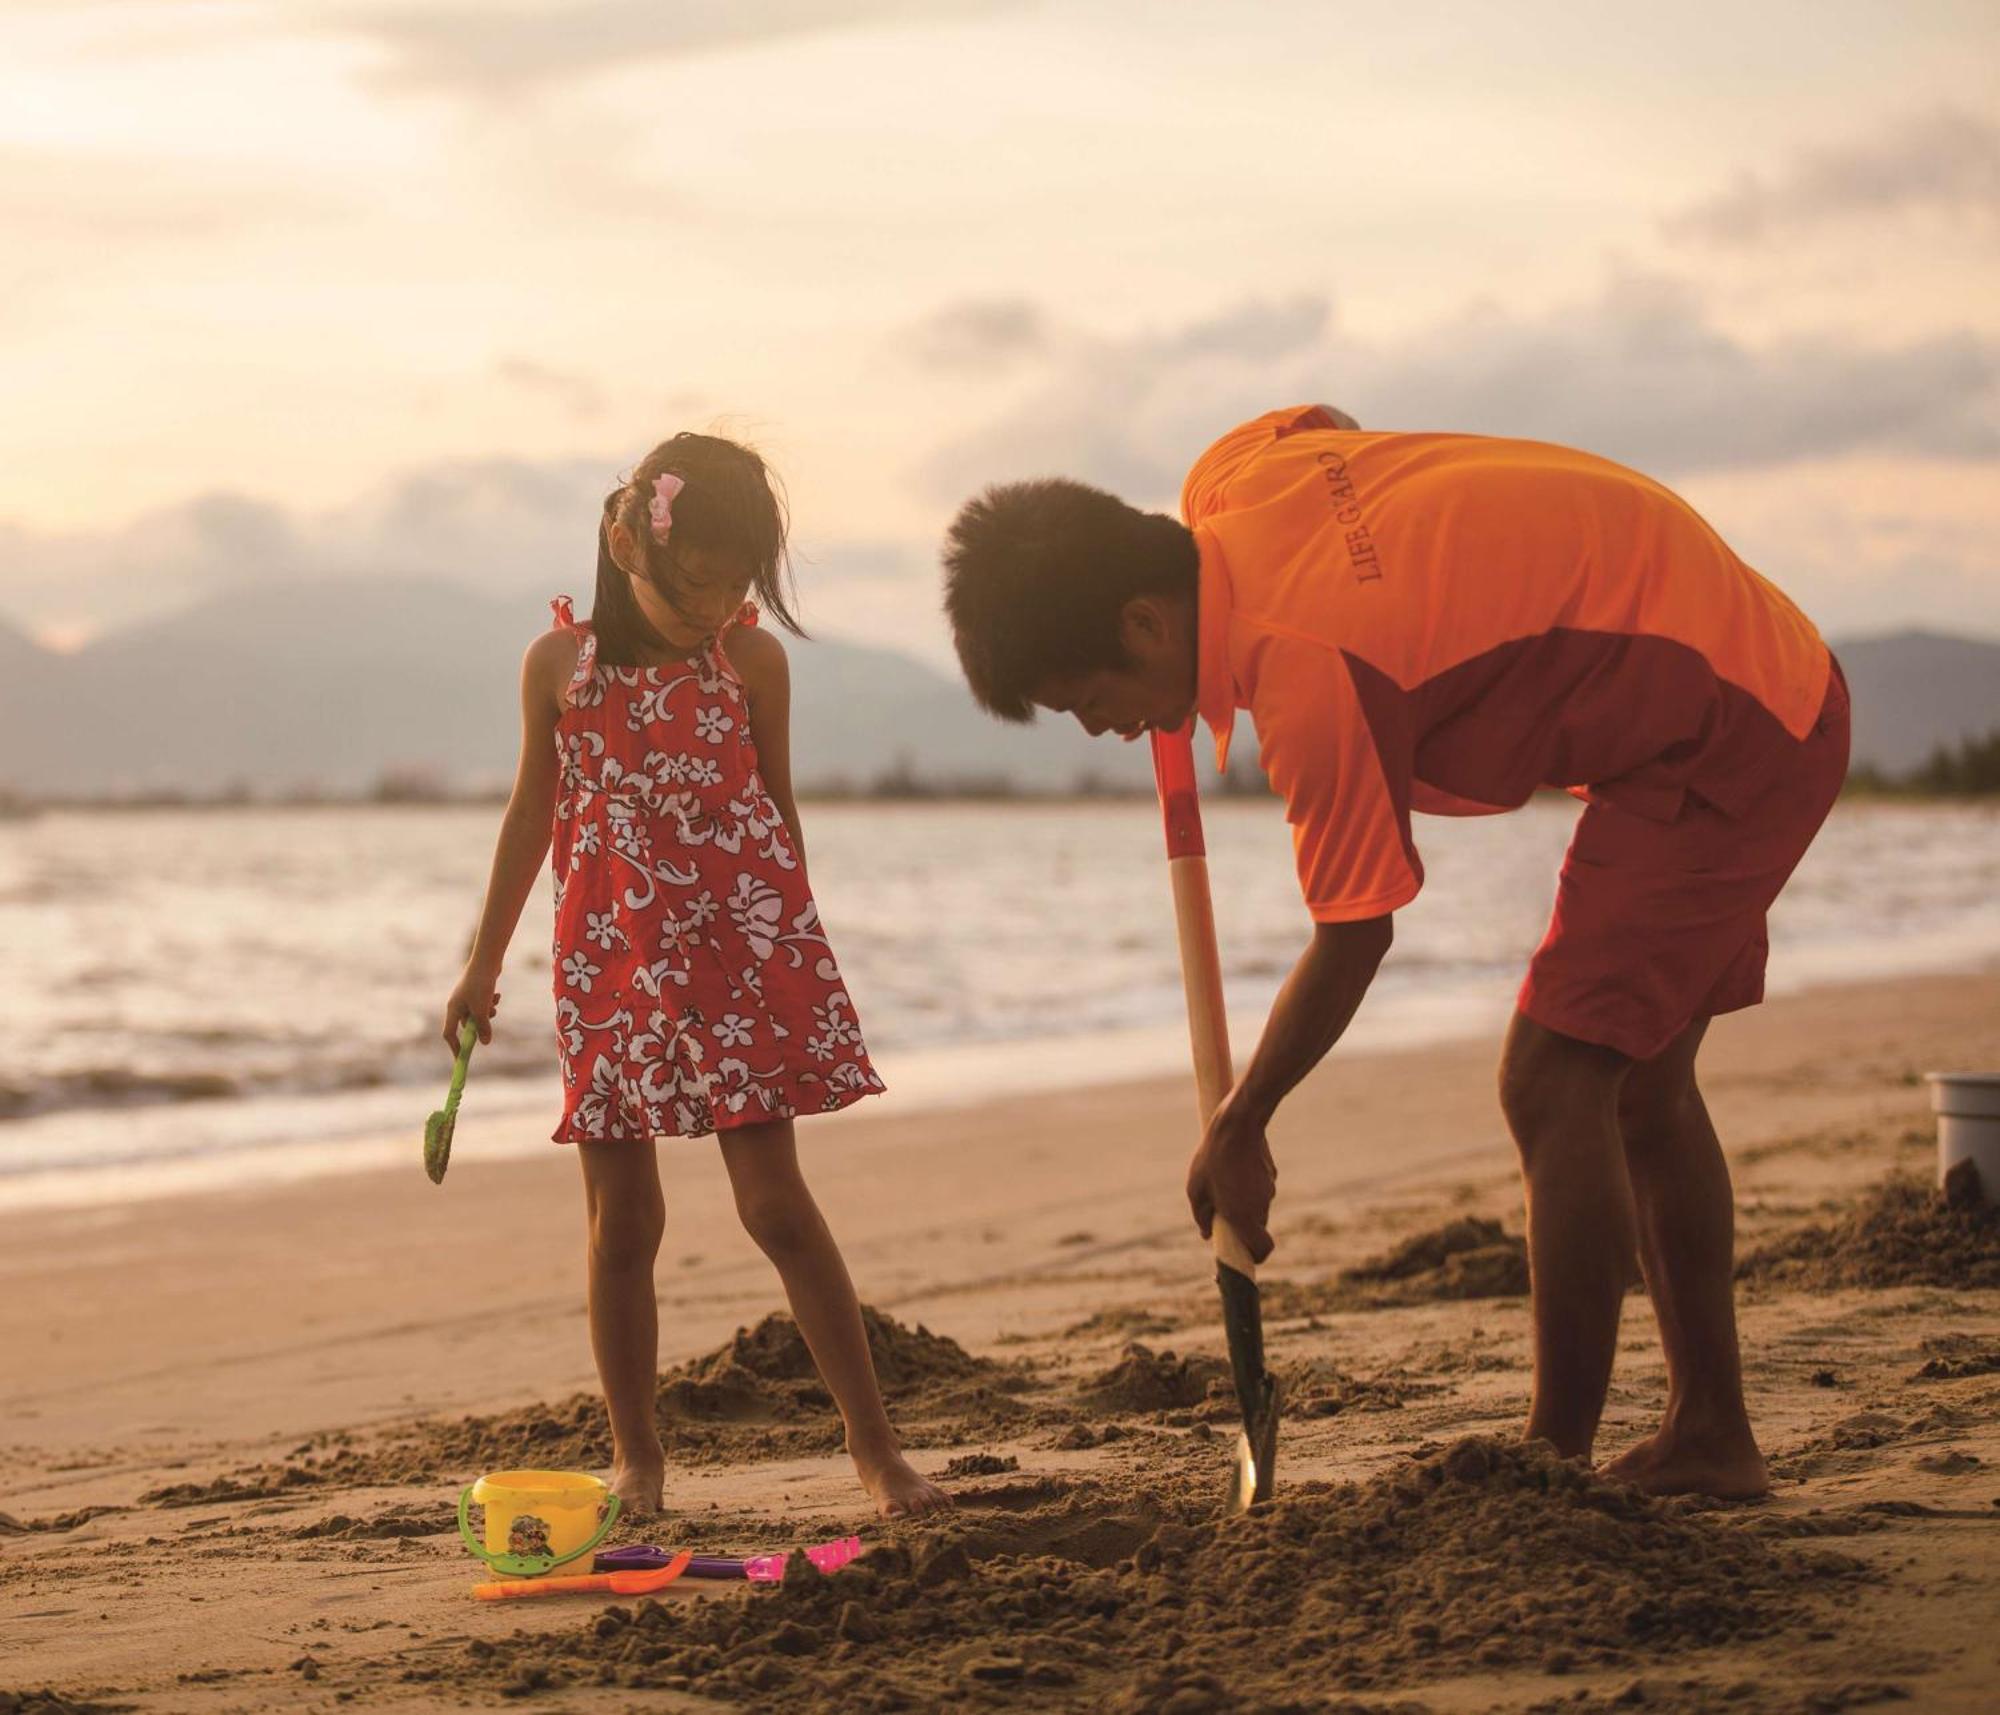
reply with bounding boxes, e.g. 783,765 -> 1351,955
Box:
941,478 -> 1198,721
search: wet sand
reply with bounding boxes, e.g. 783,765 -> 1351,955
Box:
3,969 -> 1997,1712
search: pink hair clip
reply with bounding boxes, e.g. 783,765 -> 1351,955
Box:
648,473 -> 685,544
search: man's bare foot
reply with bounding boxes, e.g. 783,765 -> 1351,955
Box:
608,1457 -> 665,1519
1602,1425 -> 1768,1500
854,1446 -> 951,1519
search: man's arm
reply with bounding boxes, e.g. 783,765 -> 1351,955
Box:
1184,913 -> 1394,1261
1187,620 -> 1415,1259
1238,913 -> 1392,1116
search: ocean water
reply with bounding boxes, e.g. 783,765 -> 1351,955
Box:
3,798 -> 1996,1208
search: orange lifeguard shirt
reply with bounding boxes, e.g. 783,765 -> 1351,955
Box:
1182,406 -> 1833,923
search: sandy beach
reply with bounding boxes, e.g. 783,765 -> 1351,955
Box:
8,5 -> 1999,1712
4,967 -> 1998,1713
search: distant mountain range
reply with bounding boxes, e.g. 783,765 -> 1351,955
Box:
1825,631 -> 2000,774
0,580 -> 1992,796
0,578 -> 1154,797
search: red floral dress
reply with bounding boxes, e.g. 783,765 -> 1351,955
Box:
546,597 -> 885,1141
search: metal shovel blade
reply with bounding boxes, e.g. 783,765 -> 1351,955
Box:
1216,1257 -> 1281,1510
1226,1374 -> 1282,1512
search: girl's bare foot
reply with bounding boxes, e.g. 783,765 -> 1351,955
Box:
609,1457 -> 666,1520
1602,1424 -> 1768,1500
854,1445 -> 951,1518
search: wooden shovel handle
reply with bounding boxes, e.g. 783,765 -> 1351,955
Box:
1152,729 -> 1256,1283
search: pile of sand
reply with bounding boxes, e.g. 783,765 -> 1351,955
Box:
455,1438 -> 1862,1711
0,1695 -> 126,1715
943,1453 -> 1019,1479
1080,1344 -> 1227,1414
1914,1336 -> 2000,1381
140,1467 -> 322,1509
1277,1359 -> 1420,1419
414,1308 -> 1022,1473
1519,1676 -> 1911,1713
1341,1216 -> 1531,1301
0,1505 -> 126,1535
658,1307 -> 1006,1423
1263,1216 -> 1530,1319
287,1503 -> 454,1542
141,1308 -> 1018,1503
1070,1341 -> 1414,1426
1065,1306 -> 1182,1340
1738,1174 -> 2000,1291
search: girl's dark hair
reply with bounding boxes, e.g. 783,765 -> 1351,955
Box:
942,478 -> 1198,721
591,432 -> 803,664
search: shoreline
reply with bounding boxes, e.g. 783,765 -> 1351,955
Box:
8,795 -> 1997,1218
6,950 -> 1996,1215
8,782 -> 1997,813
5,966 -> 1992,1460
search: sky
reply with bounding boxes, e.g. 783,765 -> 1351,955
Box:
1,0 -> 1996,660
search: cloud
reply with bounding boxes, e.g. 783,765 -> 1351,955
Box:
904,297 -> 1051,373
494,357 -> 607,419
1354,274 -> 1997,473
0,456 -> 612,638
0,452 -> 937,649
329,0 -> 1018,98
1163,295 -> 1328,364
907,292 -> 1325,379
1674,451 -> 2000,639
919,274 -> 2000,505
1665,108 -> 2000,246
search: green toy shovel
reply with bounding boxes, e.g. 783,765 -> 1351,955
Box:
425,1017 -> 477,1184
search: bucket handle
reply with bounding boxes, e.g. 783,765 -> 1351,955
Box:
456,1484 -> 623,1579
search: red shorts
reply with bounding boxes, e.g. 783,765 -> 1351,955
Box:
1519,662 -> 1850,1061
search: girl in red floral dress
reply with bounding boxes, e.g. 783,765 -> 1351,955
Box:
443,433 -> 945,1519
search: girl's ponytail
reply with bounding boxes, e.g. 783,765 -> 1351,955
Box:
591,498 -> 673,668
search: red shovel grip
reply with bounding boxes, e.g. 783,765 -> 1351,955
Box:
1150,726 -> 1206,860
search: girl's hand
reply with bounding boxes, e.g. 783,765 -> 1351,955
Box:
443,966 -> 502,1049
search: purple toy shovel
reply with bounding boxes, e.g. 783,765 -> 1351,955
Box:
595,1535 -> 863,1581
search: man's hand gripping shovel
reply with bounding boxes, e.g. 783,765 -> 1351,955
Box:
1150,726 -> 1281,1510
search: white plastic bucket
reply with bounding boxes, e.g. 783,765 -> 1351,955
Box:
1926,1073 -> 2000,1201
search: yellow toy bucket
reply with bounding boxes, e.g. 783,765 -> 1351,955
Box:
456,1470 -> 621,1578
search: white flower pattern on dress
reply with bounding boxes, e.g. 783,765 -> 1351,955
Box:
727,874 -> 785,960
554,997 -> 585,1058
543,595 -> 883,1140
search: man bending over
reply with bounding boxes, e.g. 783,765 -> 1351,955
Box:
940,406 -> 1847,1497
